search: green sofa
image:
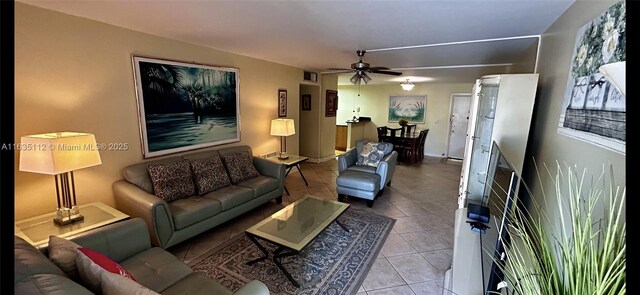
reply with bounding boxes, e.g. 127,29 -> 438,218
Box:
113,145 -> 285,249
14,218 -> 270,295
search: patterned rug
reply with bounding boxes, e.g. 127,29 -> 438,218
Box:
188,207 -> 395,295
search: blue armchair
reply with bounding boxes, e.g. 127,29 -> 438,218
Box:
336,140 -> 398,207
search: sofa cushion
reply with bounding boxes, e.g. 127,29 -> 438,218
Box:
14,273 -> 94,295
161,272 -> 233,295
237,175 -> 280,197
203,185 -> 255,211
221,151 -> 261,184
347,165 -> 377,174
189,156 -> 231,195
123,157 -> 182,194
101,271 -> 160,295
76,247 -> 137,293
168,196 -> 222,230
120,247 -> 193,293
48,236 -> 82,281
15,236 -> 66,284
148,160 -> 196,202
356,142 -> 387,168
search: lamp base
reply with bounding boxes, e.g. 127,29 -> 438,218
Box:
278,152 -> 289,160
53,206 -> 84,226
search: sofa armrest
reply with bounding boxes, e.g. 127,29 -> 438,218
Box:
233,280 -> 270,295
338,148 -> 358,173
112,180 -> 175,248
376,151 -> 398,188
70,218 -> 151,262
253,157 -> 286,191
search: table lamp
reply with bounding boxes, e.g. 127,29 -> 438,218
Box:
19,132 -> 102,226
270,119 -> 295,159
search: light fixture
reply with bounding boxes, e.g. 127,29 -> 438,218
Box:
350,70 -> 372,85
401,79 -> 415,91
599,61 -> 625,97
270,119 -> 295,159
19,132 -> 102,225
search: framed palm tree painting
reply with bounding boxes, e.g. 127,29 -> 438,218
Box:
132,56 -> 240,158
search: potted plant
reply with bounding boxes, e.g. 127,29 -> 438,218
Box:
493,162 -> 625,294
398,118 -> 409,126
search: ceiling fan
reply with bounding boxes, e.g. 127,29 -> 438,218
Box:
330,50 -> 402,85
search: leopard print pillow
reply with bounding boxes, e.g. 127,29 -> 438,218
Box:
189,156 -> 231,195
147,160 -> 195,202
221,151 -> 260,184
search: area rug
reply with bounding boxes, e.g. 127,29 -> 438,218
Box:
188,207 -> 395,295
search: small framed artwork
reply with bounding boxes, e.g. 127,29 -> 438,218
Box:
325,90 -> 338,117
301,94 -> 311,111
278,89 -> 287,117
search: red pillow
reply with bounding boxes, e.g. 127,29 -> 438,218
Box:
77,248 -> 136,281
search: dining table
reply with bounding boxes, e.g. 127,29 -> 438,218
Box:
380,130 -> 422,164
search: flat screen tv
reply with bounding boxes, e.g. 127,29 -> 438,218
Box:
480,141 -> 520,294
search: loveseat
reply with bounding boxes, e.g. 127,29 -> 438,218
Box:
336,140 -> 398,207
14,218 -> 269,295
113,145 -> 285,249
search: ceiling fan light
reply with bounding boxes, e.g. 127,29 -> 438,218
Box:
350,73 -> 360,85
401,79 -> 415,91
362,72 -> 372,84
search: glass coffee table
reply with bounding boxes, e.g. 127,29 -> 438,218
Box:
245,195 -> 350,287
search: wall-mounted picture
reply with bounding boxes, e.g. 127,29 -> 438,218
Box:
278,89 -> 287,117
388,95 -> 426,123
326,90 -> 338,117
557,1 -> 625,154
301,94 -> 311,111
132,56 -> 240,158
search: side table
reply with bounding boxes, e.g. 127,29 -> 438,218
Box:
15,201 -> 129,248
264,154 -> 309,195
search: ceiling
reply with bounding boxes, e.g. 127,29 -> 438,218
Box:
20,0 -> 574,85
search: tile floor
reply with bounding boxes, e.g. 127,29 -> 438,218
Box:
168,156 -> 462,295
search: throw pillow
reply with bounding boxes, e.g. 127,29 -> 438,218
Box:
356,142 -> 387,168
147,160 -> 196,202
76,247 -> 136,293
189,156 -> 231,195
48,235 -> 82,281
101,271 -> 160,295
221,151 -> 261,184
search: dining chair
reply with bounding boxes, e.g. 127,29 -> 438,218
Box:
377,126 -> 388,142
417,129 -> 429,161
404,124 -> 417,136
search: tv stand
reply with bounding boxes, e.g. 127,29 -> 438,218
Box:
444,208 -> 499,295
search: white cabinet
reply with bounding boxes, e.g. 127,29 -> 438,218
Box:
457,74 -> 539,208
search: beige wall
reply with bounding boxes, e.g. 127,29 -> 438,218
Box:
524,0 -> 625,218
337,83 -> 474,157
299,84 -> 320,158
14,3 -> 305,219
320,75 -> 338,159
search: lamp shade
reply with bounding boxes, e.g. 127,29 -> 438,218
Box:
19,132 -> 102,175
599,61 -> 625,97
270,119 -> 295,136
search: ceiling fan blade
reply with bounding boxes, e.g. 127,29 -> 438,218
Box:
369,66 -> 391,71
371,69 -> 403,76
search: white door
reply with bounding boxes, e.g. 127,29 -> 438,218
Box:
447,93 -> 471,159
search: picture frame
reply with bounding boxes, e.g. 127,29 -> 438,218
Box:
132,55 -> 240,158
301,94 -> 311,111
325,90 -> 338,117
388,95 -> 427,123
278,89 -> 287,117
